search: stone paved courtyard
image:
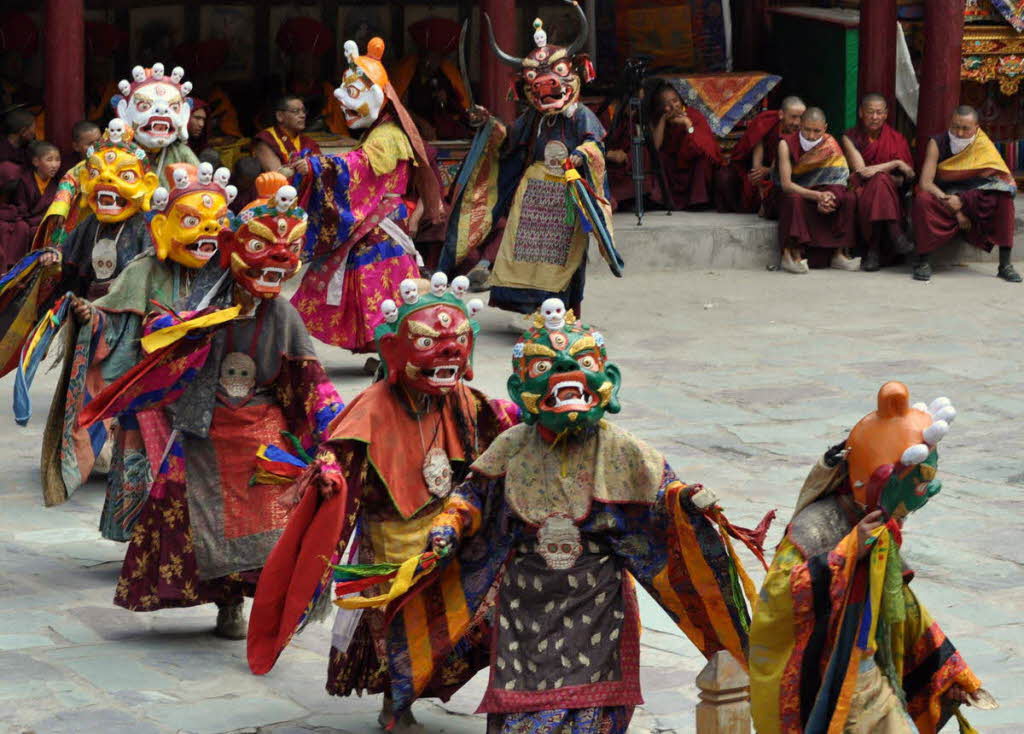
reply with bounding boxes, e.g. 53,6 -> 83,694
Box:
1,265 -> 1022,733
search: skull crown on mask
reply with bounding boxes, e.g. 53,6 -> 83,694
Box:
220,175 -> 306,299
149,162 -> 236,269
375,274 -> 479,397
508,299 -> 621,436
79,121 -> 159,223
115,63 -> 193,151
845,382 -> 954,520
485,0 -> 592,117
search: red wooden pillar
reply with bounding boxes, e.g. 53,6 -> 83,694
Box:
915,0 -> 965,164
858,0 -> 897,107
44,0 -> 85,155
479,0 -> 517,122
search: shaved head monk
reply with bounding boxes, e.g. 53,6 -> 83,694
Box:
841,94 -> 915,271
911,105 -> 1020,282
715,95 -> 806,216
776,107 -> 858,273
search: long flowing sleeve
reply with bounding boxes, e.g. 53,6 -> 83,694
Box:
611,464 -> 752,668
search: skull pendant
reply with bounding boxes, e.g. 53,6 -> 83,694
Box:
422,446 -> 453,498
92,237 -> 118,280
537,515 -> 582,570
219,352 -> 256,400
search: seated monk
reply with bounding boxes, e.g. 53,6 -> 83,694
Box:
607,81 -> 722,210
715,95 -> 805,216
252,95 -> 322,173
911,105 -> 1020,282
842,93 -> 915,272
776,107 -> 858,273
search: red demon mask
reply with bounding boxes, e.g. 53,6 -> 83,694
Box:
219,184 -> 305,299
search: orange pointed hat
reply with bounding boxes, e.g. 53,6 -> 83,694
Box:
343,37 -> 389,88
845,382 -> 956,504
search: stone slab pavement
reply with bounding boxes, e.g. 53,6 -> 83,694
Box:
1,264 -> 1022,733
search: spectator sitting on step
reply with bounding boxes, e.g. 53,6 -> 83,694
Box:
0,108 -> 36,169
606,80 -> 723,212
910,104 -> 1020,283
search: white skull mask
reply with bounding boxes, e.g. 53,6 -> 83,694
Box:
537,515 -> 582,570
116,76 -> 191,151
92,238 -> 118,280
540,298 -> 566,331
543,140 -> 569,177
219,352 -> 256,400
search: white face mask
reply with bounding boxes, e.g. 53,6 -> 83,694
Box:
798,133 -> 821,153
949,132 -> 976,155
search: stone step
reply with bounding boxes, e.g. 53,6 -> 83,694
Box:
596,194 -> 1023,273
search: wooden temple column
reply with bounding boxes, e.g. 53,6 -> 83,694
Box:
858,0 -> 897,107
479,0 -> 517,122
44,0 -> 85,155
916,0 -> 966,163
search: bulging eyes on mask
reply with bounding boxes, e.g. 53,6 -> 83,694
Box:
119,80 -> 190,150
336,71 -> 385,130
80,148 -> 157,223
221,213 -> 305,299
508,314 -> 621,435
151,190 -> 230,269
378,303 -> 475,396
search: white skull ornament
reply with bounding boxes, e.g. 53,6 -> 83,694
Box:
537,515 -> 582,570
543,140 -> 569,177
467,298 -> 484,318
540,298 -> 566,331
219,352 -> 256,400
422,447 -> 453,498
381,299 -> 399,323
450,275 -> 470,298
399,279 -> 419,305
92,238 -> 118,280
107,119 -> 127,144
430,272 -> 448,297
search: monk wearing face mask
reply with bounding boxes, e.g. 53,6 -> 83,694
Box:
910,105 -> 1020,283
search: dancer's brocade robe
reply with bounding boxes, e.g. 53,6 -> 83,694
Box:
750,458 -> 982,734
247,380 -> 519,697
385,421 -> 754,732
39,249 -> 186,521
291,120 -> 426,353
87,295 -> 344,610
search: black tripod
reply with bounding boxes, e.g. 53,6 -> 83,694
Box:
603,58 -> 675,226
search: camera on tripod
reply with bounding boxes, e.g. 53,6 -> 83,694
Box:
622,55 -> 653,96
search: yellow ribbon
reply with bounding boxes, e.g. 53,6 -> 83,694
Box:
140,305 -> 242,354
564,167 -> 582,182
336,552 -> 431,610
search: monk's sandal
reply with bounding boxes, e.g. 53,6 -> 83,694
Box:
912,256 -> 932,282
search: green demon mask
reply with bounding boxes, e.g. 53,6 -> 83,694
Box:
507,298 -> 621,435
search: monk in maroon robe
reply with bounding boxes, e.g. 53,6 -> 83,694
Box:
841,94 -> 915,271
715,96 -> 805,216
14,140 -> 60,236
0,162 -> 29,271
253,94 -> 322,173
776,108 -> 858,273
911,105 -> 1019,282
607,82 -> 722,210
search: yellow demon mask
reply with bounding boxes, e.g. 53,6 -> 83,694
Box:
149,162 -> 237,269
79,121 -> 158,223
